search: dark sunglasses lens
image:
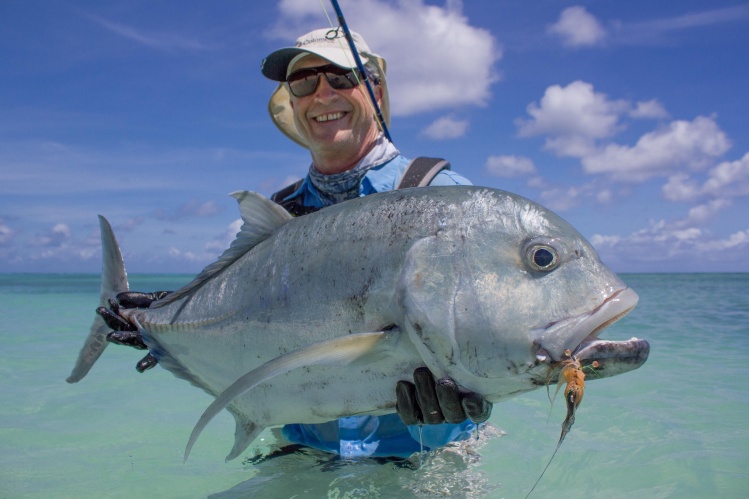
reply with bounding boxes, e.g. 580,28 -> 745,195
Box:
287,70 -> 318,97
326,72 -> 357,90
287,65 -> 359,97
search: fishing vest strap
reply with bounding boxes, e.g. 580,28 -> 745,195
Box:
270,157 -> 451,216
396,157 -> 451,189
269,179 -> 319,217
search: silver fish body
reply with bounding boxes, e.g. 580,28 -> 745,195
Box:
68,187 -> 648,461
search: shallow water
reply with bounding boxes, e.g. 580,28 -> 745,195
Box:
1,273 -> 747,498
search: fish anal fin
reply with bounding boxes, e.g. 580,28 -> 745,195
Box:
226,414 -> 261,462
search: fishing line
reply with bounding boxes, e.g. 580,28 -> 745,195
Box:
319,0 -> 393,142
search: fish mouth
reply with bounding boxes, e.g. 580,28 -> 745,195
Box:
535,287 -> 641,363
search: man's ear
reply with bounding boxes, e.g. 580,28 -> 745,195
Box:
374,85 -> 383,106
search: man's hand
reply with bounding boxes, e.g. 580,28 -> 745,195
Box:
396,367 -> 492,425
97,291 -> 170,373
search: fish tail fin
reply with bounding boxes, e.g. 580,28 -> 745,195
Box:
66,215 -> 130,383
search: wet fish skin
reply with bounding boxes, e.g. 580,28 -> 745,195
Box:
68,187 -> 648,461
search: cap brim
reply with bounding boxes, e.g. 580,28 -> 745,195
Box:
262,47 -> 370,82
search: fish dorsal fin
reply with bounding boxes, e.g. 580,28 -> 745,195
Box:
153,191 -> 293,307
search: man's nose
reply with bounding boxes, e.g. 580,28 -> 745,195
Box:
312,75 -> 338,101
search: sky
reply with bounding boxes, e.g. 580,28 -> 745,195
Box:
1,0 -> 748,274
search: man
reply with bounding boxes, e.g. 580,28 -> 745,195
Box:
104,27 -> 491,460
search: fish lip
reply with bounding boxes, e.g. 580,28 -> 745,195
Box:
574,336 -> 650,379
534,287 -> 640,362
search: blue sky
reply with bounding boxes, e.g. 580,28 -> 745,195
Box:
1,0 -> 748,274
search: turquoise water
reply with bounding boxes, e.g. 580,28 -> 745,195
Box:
1,273 -> 747,498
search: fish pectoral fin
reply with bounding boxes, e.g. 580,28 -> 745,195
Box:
184,329 -> 397,462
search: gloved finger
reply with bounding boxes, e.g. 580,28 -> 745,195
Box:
396,380 -> 421,425
462,392 -> 492,424
117,291 -> 171,309
96,307 -> 137,332
413,367 -> 444,424
435,377 -> 468,423
106,331 -> 148,350
136,353 -> 158,373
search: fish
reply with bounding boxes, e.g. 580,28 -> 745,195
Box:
66,186 -> 650,462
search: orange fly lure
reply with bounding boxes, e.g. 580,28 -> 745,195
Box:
525,352 -> 598,498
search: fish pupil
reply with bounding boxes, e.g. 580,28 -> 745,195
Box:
534,248 -> 555,268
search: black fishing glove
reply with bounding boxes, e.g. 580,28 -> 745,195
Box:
396,367 -> 492,425
97,291 -> 170,373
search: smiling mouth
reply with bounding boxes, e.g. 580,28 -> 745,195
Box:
314,112 -> 346,122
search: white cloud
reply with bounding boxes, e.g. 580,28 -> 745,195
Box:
81,11 -> 212,51
703,152 -> 749,198
516,81 -> 629,156
485,155 -> 536,178
547,6 -> 607,48
538,182 -> 603,212
696,229 -> 749,252
618,5 -> 749,45
516,84 -> 731,183
629,99 -> 670,119
662,173 -> 700,202
420,116 -> 469,140
662,152 -> 749,205
271,0 -> 500,115
30,223 -> 72,248
0,219 -> 17,245
592,217 -> 749,270
685,199 -> 731,225
582,116 -> 731,181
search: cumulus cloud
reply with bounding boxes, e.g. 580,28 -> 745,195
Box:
420,116 -> 469,140
629,99 -> 670,119
485,155 -> 536,178
271,0 -> 501,115
516,81 -> 629,157
547,6 -> 607,47
582,116 -> 731,181
663,152 -> 749,204
703,152 -> 749,198
516,82 -> 732,183
591,218 -> 749,269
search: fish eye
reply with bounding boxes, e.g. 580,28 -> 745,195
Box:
526,244 -> 559,272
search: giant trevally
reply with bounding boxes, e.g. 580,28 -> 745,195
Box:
67,186 -> 649,462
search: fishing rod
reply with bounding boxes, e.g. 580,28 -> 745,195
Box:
328,0 -> 393,143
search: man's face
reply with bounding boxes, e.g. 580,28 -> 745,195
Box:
288,54 -> 383,173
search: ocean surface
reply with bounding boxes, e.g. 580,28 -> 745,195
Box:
1,273 -> 747,498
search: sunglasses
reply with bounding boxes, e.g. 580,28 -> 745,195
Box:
286,64 -> 365,98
